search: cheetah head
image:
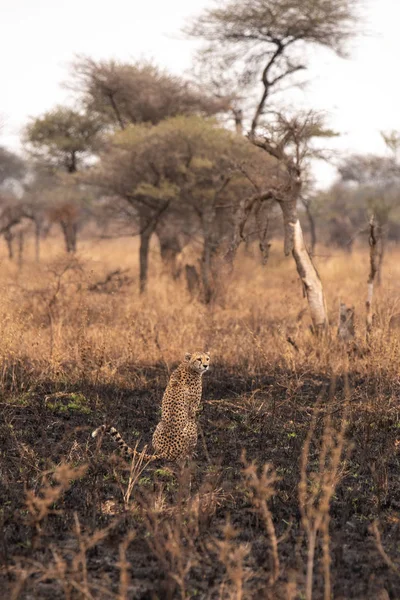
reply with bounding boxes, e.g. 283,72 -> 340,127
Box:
185,352 -> 210,375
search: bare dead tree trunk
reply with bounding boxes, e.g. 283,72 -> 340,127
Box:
228,181 -> 328,331
300,196 -> 317,254
366,215 -> 382,336
376,223 -> 386,287
291,219 -> 328,334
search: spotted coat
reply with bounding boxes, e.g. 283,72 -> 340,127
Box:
92,352 -> 210,463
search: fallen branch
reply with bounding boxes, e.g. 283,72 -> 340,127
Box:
88,269 -> 132,293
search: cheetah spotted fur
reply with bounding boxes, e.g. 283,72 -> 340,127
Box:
92,352 -> 210,463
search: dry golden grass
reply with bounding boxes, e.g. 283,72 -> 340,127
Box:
1,234 -> 400,378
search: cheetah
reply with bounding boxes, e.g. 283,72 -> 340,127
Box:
92,351 -> 210,463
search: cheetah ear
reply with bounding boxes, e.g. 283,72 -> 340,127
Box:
184,353 -> 192,362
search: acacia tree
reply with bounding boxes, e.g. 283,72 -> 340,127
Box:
69,57 -> 228,266
188,0 -> 360,332
90,116 -> 268,297
24,107 -> 103,252
25,107 -> 102,173
70,57 -> 226,129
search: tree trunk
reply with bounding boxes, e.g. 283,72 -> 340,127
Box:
4,230 -> 13,259
200,239 -> 214,304
291,219 -> 328,334
139,228 -> 153,294
108,92 -> 125,130
200,207 -> 221,304
138,212 -> 161,294
366,215 -> 382,336
376,220 -> 386,287
60,220 -> 77,253
277,190 -> 328,334
18,231 -> 24,269
35,221 -> 41,262
233,108 -> 243,135
155,225 -> 182,279
255,198 -> 273,265
185,264 -> 200,298
137,202 -> 171,294
60,221 -> 70,253
67,151 -> 77,174
70,222 -> 78,253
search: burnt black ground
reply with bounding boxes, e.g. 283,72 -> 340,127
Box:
0,361 -> 399,599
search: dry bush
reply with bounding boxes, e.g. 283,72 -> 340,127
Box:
212,518 -> 251,600
298,381 -> 350,600
110,445 -> 156,510
1,235 -> 400,380
242,455 -> 280,585
25,463 -> 88,538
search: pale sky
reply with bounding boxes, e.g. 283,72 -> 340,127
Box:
1,0 -> 400,187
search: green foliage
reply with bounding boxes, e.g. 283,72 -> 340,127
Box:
134,181 -> 180,201
154,468 -> 176,479
25,107 -> 103,172
93,115 -> 269,214
46,393 -> 91,415
138,475 -> 152,487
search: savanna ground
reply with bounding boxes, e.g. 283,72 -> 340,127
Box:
0,234 -> 399,599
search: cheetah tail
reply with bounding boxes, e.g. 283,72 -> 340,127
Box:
91,425 -> 158,462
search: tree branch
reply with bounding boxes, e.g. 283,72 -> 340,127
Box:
225,189 -> 279,263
